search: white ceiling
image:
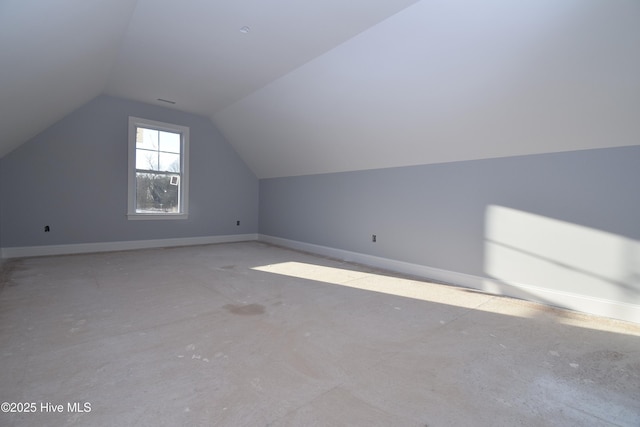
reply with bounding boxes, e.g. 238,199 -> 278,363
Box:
0,0 -> 417,159
0,0 -> 138,157
1,0 -> 639,178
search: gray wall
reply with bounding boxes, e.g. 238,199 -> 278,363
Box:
1,95 -> 258,247
260,145 -> 640,309
0,161 -> 3,249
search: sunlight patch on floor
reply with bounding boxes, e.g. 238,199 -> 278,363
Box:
253,261 -> 529,315
252,261 -> 640,336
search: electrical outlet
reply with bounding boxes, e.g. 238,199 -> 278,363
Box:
44,225 -> 50,232
236,220 -> 240,226
372,234 -> 377,242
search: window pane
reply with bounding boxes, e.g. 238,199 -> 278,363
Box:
136,173 -> 179,213
128,117 -> 189,219
136,128 -> 158,150
136,148 -> 159,171
159,131 -> 180,153
159,152 -> 180,172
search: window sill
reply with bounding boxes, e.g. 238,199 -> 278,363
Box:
127,213 -> 188,220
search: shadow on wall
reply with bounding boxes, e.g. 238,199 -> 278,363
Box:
484,205 -> 640,323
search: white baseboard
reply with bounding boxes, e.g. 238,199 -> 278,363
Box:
258,234 -> 482,287
259,234 -> 640,324
1,234 -> 258,259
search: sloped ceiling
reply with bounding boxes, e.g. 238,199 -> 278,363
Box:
0,0 -> 418,160
1,0 -> 639,178
0,0 -> 138,157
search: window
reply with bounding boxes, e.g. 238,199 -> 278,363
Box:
128,117 -> 189,220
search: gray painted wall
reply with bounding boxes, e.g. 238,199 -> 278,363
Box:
1,95 -> 258,247
0,161 -> 3,249
260,145 -> 640,309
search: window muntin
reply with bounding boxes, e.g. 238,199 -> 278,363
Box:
128,117 -> 189,220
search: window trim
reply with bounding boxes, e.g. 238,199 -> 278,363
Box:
127,116 -> 189,220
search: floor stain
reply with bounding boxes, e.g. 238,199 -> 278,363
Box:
224,303 -> 265,316
0,259 -> 26,292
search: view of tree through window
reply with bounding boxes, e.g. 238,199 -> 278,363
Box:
135,127 -> 182,213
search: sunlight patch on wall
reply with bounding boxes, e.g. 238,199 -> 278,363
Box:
485,205 -> 640,322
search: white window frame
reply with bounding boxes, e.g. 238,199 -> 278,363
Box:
128,116 -> 189,220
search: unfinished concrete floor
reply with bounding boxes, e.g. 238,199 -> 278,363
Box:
1,241 -> 639,426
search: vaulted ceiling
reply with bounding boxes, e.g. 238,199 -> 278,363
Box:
1,0 -> 639,178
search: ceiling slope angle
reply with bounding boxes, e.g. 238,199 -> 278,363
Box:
0,0 -> 138,158
103,0 -> 420,116
213,0 -> 640,179
0,0 -> 419,159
